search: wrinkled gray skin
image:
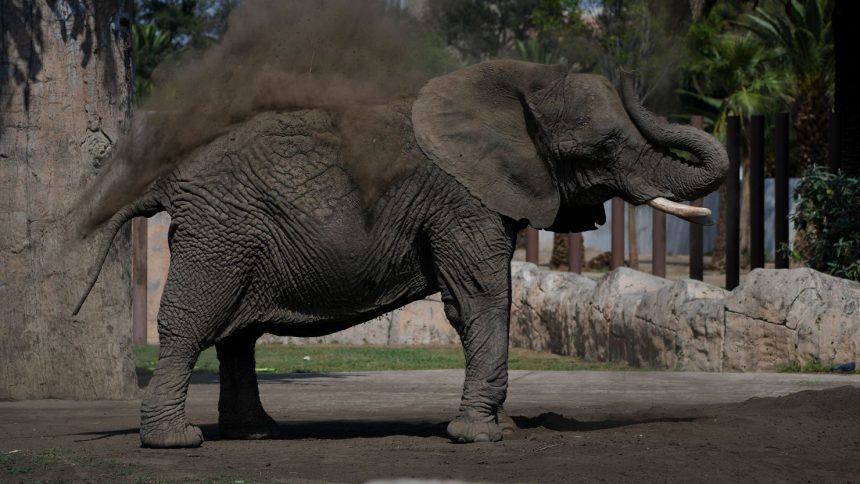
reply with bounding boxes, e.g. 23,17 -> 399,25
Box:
74,60 -> 727,448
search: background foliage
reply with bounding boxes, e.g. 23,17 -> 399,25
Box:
131,0 -> 843,276
791,166 -> 860,281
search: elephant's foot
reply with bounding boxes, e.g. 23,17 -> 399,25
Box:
496,407 -> 517,435
447,410 -> 504,443
140,422 -> 204,449
219,411 -> 280,440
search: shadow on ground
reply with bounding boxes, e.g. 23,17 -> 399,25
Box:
69,412 -> 699,443
512,412 -> 699,432
137,371 -> 356,387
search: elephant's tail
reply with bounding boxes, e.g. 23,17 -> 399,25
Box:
71,194 -> 164,316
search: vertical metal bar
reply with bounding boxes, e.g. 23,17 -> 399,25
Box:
526,226 -> 539,265
775,112 -> 790,269
828,110 -> 840,172
611,198 -> 625,269
749,115 -> 765,269
726,116 -> 741,290
689,115 -> 705,281
652,207 -> 666,278
568,232 -> 583,274
132,217 -> 148,345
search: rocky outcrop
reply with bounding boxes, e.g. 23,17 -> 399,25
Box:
265,263 -> 860,372
510,264 -> 595,356
722,268 -> 860,371
630,279 -> 727,371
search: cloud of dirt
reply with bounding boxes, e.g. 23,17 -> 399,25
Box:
77,0 -> 452,233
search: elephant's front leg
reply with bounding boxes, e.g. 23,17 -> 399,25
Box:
217,332 -> 280,440
430,212 -> 518,443
446,294 -> 511,442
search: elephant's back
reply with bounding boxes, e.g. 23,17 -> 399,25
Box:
160,105 -> 439,314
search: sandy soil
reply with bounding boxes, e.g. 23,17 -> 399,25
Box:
1,371 -> 859,483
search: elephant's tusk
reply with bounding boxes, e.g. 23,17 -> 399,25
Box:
647,197 -> 714,226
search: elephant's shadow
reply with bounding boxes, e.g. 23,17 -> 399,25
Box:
198,411 -> 698,440
73,412 -> 699,442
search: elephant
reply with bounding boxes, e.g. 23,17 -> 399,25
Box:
72,59 -> 727,448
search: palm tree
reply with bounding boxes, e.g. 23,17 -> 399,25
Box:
682,10 -> 787,266
742,0 -> 834,168
132,23 -> 172,105
684,31 -> 786,136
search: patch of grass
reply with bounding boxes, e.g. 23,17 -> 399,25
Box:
135,344 -> 628,374
779,360 -> 858,374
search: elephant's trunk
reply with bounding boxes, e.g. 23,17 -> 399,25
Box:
620,72 -> 729,206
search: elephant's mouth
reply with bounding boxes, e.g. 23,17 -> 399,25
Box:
647,197 -> 714,225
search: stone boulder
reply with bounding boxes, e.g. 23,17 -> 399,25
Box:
631,279 -> 727,370
599,268 -> 672,363
387,294 -> 459,345
509,262 -> 595,356
723,268 -> 860,371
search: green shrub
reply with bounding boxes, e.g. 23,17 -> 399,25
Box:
790,166 -> 860,281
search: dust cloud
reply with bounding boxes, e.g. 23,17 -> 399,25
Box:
77,0 -> 449,233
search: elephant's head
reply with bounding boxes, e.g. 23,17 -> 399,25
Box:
411,60 -> 727,231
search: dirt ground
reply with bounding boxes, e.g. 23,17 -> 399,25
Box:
2,370 -> 860,483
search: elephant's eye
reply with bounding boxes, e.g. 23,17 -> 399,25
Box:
594,128 -> 622,157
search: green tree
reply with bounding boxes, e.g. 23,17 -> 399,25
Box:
791,166 -> 860,281
570,0 -> 693,112
425,0 -> 584,63
132,0 -> 236,105
135,0 -> 236,51
132,23 -> 171,105
680,4 -> 788,266
683,8 -> 786,137
742,0 -> 834,168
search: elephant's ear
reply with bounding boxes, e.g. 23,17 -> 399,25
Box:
412,60 -> 566,228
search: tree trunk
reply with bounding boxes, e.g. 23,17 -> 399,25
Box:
793,93 -> 831,169
0,1 -> 137,399
550,233 -> 567,269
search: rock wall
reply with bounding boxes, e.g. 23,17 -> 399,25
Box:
264,263 -> 860,372
509,263 -> 859,371
723,268 -> 860,371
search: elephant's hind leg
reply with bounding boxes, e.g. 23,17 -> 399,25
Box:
217,332 -> 280,440
139,329 -> 205,448
140,235 -> 247,449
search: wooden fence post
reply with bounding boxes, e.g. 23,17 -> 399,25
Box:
726,116 -> 741,290
652,208 -> 666,278
611,198 -> 625,269
568,233 -> 583,274
132,217 -> 148,345
526,226 -> 539,265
